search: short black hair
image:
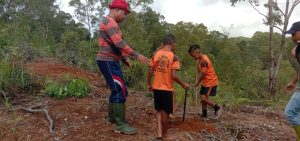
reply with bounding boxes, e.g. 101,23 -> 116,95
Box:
188,44 -> 200,54
162,34 -> 176,45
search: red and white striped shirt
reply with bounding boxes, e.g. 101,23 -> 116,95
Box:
97,16 -> 139,61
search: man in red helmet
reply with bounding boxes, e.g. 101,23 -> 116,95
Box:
97,0 -> 150,135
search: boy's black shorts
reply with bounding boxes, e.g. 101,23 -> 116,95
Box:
200,85 -> 217,96
153,89 -> 173,114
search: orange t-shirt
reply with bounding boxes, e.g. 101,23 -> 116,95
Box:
150,49 -> 180,91
197,55 -> 218,87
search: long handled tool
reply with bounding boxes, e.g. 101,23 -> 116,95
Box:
182,89 -> 188,122
195,62 -> 199,118
195,86 -> 198,117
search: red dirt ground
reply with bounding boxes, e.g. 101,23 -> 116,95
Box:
0,58 -> 297,141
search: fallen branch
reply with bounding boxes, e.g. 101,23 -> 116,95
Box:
98,100 -> 106,111
231,126 -> 242,139
0,90 -> 8,104
0,90 -> 8,97
200,130 -> 222,141
185,132 -> 194,140
17,105 -> 54,133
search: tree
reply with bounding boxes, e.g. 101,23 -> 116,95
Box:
51,11 -> 74,42
69,0 -> 100,52
22,0 -> 58,41
230,0 -> 300,96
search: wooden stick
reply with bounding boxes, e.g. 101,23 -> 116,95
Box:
18,106 -> 54,133
98,100 -> 106,111
182,89 -> 188,122
185,132 -> 194,140
195,61 -> 199,117
200,130 -> 222,141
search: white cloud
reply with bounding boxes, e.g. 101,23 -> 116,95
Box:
59,0 -> 300,37
151,0 -> 269,37
151,0 -> 300,37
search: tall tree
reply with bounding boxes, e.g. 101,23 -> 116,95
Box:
231,0 -> 300,96
268,0 -> 275,96
69,0 -> 100,52
22,0 -> 58,41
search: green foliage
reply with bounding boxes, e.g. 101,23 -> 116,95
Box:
67,79 -> 90,98
123,61 -> 147,90
3,97 -> 11,109
43,77 -> 90,99
0,26 -> 8,57
69,0 -> 100,28
43,80 -> 68,99
144,92 -> 154,98
0,0 -> 296,108
0,58 -> 30,92
174,83 -> 187,105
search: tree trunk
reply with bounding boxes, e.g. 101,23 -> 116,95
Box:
268,0 -> 276,96
273,12 -> 289,96
271,0 -> 296,96
89,25 -> 92,53
87,0 -> 92,53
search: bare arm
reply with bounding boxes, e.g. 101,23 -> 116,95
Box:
286,73 -> 298,92
195,62 -> 203,87
172,69 -> 189,89
195,70 -> 203,87
147,67 -> 154,92
107,26 -> 149,64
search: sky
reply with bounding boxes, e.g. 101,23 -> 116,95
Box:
59,0 -> 300,37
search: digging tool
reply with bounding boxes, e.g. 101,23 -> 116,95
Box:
194,86 -> 198,118
195,62 -> 199,118
182,89 -> 188,122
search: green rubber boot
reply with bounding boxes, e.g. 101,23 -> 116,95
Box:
113,103 -> 137,135
294,125 -> 300,141
106,103 -> 115,124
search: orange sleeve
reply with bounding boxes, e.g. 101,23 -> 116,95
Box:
200,60 -> 208,73
172,60 -> 180,70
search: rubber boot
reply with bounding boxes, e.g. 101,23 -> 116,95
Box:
113,103 -> 137,135
106,103 -> 115,124
294,125 -> 300,141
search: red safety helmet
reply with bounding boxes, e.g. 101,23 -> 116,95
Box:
109,0 -> 130,14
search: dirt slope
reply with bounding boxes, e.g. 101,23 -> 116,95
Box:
0,58 -> 297,141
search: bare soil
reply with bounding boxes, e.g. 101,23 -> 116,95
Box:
0,58 -> 297,141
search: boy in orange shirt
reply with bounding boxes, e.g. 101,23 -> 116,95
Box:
188,44 -> 222,120
147,34 -> 189,140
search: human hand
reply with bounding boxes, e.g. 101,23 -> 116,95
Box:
291,47 -> 296,57
137,54 -> 150,65
194,81 -> 200,88
121,58 -> 131,68
182,82 -> 190,90
147,84 -> 153,92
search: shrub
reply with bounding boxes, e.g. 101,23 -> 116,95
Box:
43,80 -> 69,99
123,61 -> 147,90
43,78 -> 90,99
66,79 -> 90,98
0,58 -> 30,92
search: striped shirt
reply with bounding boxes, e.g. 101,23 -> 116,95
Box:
97,16 -> 139,61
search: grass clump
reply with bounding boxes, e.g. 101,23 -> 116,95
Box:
43,77 -> 90,99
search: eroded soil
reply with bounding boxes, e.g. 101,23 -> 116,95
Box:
0,58 -> 296,141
